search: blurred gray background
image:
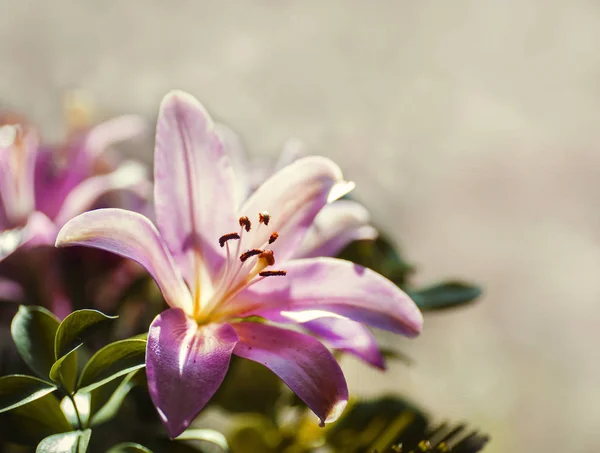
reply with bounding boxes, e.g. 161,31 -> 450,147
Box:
2,1 -> 600,451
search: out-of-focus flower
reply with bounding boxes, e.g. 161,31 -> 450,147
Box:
56,91 -> 423,438
0,107 -> 148,263
0,97 -> 150,319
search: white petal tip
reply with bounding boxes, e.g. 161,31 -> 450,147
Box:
323,399 -> 348,425
163,90 -> 202,108
328,181 -> 355,203
0,125 -> 18,147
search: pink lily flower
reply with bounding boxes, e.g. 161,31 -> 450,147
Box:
0,112 -> 148,263
56,91 -> 423,438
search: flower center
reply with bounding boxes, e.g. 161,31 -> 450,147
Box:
193,212 -> 286,323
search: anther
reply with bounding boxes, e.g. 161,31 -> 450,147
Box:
268,232 -> 279,244
258,250 -> 275,266
259,270 -> 287,277
240,249 -> 262,262
258,211 -> 270,225
219,232 -> 240,248
239,216 -> 251,232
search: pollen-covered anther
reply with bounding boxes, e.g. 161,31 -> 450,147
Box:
268,232 -> 279,244
258,249 -> 275,266
239,216 -> 251,232
259,270 -> 287,277
239,249 -> 263,262
218,232 -> 240,248
258,211 -> 270,225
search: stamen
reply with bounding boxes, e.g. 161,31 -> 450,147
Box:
219,232 -> 240,248
258,250 -> 275,266
268,232 -> 279,244
258,211 -> 270,225
239,216 -> 251,232
240,249 -> 263,262
259,270 -> 287,277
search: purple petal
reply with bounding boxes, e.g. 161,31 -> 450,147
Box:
238,156 -> 354,262
147,308 -> 238,438
227,257 -> 423,337
54,160 -> 149,227
232,322 -> 348,425
154,91 -> 236,287
301,316 -> 385,370
0,212 -> 55,262
56,208 -> 193,313
295,200 -> 377,259
0,277 -> 24,302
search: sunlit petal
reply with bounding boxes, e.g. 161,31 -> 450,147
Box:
147,308 -> 238,437
232,322 -> 348,425
56,208 -> 193,312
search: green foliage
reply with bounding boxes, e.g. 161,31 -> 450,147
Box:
11,306 -> 61,380
36,429 -> 92,453
77,339 -> 146,393
408,282 -> 482,311
327,396 -> 489,453
225,396 -> 489,453
337,235 -> 414,288
0,375 -> 57,413
337,236 -> 482,311
89,370 -> 144,427
49,345 -> 81,395
1,307 -> 149,451
0,393 -> 72,445
212,357 -> 282,415
55,310 -> 118,359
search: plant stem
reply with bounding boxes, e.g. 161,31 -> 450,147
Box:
68,393 -> 84,430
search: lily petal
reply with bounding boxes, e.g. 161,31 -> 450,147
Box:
84,115 -> 147,160
300,316 -> 386,370
147,308 -> 238,438
295,200 -> 378,259
0,212 -> 55,262
56,208 -> 193,313
154,91 -> 236,286
232,322 -> 348,425
228,257 -> 423,337
54,160 -> 149,227
0,125 -> 38,226
238,156 -> 353,261
0,277 -> 24,302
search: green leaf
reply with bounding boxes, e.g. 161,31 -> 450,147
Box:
55,309 -> 118,359
49,344 -> 81,394
11,305 -> 60,379
77,339 -> 146,393
107,443 -> 153,453
36,429 -> 91,453
176,429 -> 230,451
379,347 -> 415,366
89,369 -> 143,426
0,374 -> 57,413
1,392 -> 73,445
212,357 -> 282,415
337,235 -> 414,288
409,281 -> 482,311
